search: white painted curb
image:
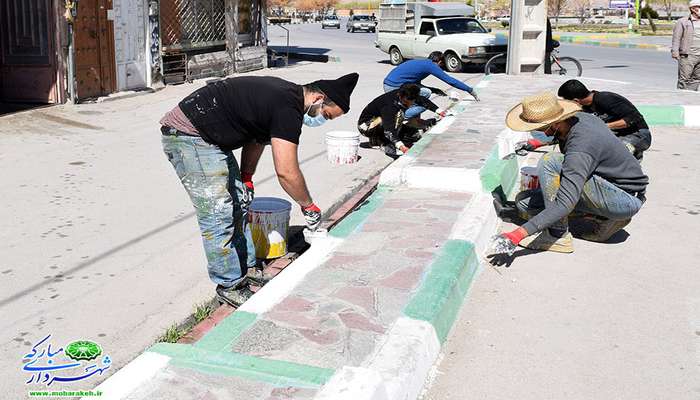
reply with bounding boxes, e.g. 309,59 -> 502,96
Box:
315,318 -> 440,400
238,235 -> 343,314
83,352 -> 170,400
684,105 -> 700,127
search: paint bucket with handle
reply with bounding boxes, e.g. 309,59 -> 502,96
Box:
520,166 -> 540,192
326,131 -> 360,165
250,197 -> 292,259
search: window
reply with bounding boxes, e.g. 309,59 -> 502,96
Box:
435,18 -> 487,35
419,22 -> 436,35
238,1 -> 251,35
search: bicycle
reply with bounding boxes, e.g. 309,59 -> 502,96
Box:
484,48 -> 583,77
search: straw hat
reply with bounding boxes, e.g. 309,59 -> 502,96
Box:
505,92 -> 582,132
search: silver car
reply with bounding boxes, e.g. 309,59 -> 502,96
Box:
346,15 -> 376,33
321,15 -> 341,29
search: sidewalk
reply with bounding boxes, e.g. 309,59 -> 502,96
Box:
0,60 -> 425,400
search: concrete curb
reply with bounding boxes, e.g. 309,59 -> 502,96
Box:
553,34 -> 668,52
639,105 -> 700,127
315,79 -> 528,400
84,76 -> 526,400
495,32 -> 668,52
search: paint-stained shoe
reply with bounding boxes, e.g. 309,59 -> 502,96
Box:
216,283 -> 254,307
247,267 -> 274,286
578,218 -> 631,242
519,230 -> 574,253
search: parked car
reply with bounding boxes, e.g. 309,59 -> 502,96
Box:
322,15 -> 341,29
376,3 -> 507,72
347,15 -> 376,33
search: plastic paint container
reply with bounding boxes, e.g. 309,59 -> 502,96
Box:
250,197 -> 292,259
520,166 -> 540,192
326,130 -> 360,165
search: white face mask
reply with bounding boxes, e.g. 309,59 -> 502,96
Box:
303,101 -> 327,127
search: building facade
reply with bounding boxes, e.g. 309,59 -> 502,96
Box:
0,0 -> 267,107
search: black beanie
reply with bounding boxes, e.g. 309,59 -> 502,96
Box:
309,73 -> 359,113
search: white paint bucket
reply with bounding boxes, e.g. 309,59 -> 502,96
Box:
326,130 -> 360,165
250,197 -> 292,259
520,166 -> 540,192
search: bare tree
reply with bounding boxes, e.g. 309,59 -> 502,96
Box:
548,0 -> 568,27
570,0 -> 591,23
656,0 -> 677,20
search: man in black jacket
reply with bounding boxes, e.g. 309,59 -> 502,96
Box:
358,84 -> 444,157
558,79 -> 652,159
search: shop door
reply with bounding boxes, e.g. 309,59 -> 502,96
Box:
0,0 -> 59,103
74,0 -> 116,98
114,0 -> 147,90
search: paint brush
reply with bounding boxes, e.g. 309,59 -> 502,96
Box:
303,228 -> 328,244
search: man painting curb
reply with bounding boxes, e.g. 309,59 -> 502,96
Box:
159,73 -> 359,306
672,0 -> 700,91
556,79 -> 652,160
358,83 -> 443,158
496,92 -> 649,253
383,51 -> 479,119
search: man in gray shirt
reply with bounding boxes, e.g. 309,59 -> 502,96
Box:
672,0 -> 700,90
499,92 -> 648,253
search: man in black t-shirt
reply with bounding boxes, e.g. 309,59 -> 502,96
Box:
159,73 -> 358,307
558,79 -> 652,160
358,83 -> 443,157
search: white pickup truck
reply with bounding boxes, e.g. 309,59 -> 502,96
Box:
375,2 -> 507,72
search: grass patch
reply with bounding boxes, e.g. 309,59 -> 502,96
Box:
156,300 -> 218,344
158,325 -> 183,343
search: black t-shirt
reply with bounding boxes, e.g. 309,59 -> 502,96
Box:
358,90 -> 438,146
585,91 -> 648,136
179,76 -> 304,150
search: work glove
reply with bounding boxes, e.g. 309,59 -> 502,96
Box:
514,139 -> 544,156
301,203 -> 322,231
469,90 -> 480,102
241,172 -> 254,208
490,227 -> 528,256
395,141 -> 411,155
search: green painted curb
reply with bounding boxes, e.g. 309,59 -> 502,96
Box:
149,343 -> 335,388
329,186 -> 390,238
193,311 -> 258,352
479,146 -> 519,194
403,240 -> 480,343
638,105 -> 685,126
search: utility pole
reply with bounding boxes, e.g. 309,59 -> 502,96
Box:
506,0 -> 547,75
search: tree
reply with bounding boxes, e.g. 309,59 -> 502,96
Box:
570,0 -> 591,23
655,0 -> 678,20
548,0 -> 567,28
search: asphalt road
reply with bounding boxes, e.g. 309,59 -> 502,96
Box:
269,20 -> 679,88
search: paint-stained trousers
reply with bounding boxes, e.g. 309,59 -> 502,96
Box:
518,152 -> 644,235
677,53 -> 700,91
162,129 -> 255,289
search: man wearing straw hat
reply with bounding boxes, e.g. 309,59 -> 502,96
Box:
497,92 -> 649,253
159,73 -> 359,306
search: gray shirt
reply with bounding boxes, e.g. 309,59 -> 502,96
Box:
522,112 -> 649,235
